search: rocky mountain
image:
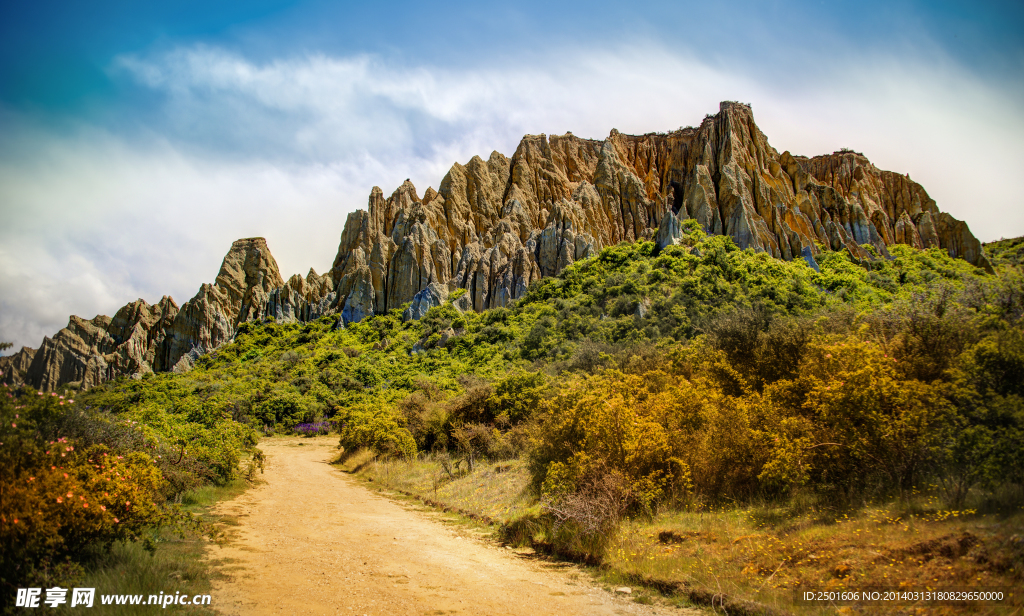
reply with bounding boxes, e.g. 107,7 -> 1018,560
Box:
1,101 -> 992,391
2,238 -> 284,390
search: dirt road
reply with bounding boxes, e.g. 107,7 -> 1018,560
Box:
206,437 -> 693,616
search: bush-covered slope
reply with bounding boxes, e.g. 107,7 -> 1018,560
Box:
74,225 -> 1023,500
986,235 -> 1024,268
4,226 -> 1021,601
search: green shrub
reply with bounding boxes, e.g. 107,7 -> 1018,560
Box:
338,402 -> 416,459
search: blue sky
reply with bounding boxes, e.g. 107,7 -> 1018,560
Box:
1,0 -> 1022,353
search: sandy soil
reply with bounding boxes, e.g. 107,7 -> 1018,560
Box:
205,437 -> 697,616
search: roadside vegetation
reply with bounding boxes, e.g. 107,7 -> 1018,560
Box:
3,222 -> 1022,613
0,365 -> 258,612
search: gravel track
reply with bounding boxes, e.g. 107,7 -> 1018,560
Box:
206,437 -> 695,616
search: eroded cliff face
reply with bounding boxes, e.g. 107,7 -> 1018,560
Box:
7,238 -> 284,391
158,237 -> 285,373
0,347 -> 36,387
315,101 -> 990,322
6,102 -> 991,391
17,297 -> 179,392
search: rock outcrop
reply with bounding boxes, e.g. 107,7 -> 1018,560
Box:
8,238 -> 284,390
6,102 -> 992,391
158,238 -> 285,372
321,101 -> 991,319
0,346 -> 36,387
18,297 -> 179,392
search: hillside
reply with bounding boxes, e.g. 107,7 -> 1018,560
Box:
62,225 -> 1011,437
4,222 -> 1022,612
987,236 -> 1024,268
1,101 -> 994,393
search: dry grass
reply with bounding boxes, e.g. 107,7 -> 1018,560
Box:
71,528 -> 217,616
606,500 -> 1023,615
340,450 -> 540,524
344,451 -> 1024,615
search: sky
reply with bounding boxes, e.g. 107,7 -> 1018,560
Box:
1,0 -> 1022,354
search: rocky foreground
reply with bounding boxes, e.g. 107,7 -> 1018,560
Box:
1,101 -> 992,391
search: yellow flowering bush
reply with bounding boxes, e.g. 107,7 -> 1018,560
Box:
3,443 -> 166,555
531,370 -> 700,511
1,386 -> 183,589
763,338 -> 955,495
530,335 -> 973,512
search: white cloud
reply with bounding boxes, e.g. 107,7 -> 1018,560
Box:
2,43 -> 1022,353
0,130 -> 392,351
111,44 -> 1024,236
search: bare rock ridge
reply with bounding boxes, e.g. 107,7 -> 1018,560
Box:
160,237 -> 285,374
0,102 -> 991,391
323,101 -> 991,325
2,238 -> 284,391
